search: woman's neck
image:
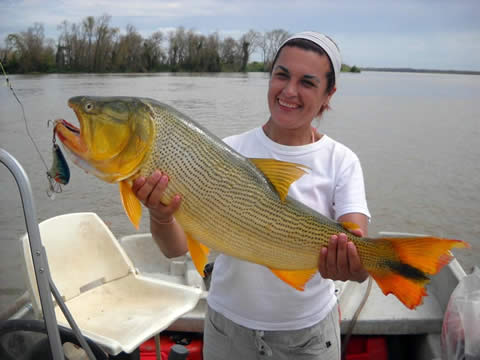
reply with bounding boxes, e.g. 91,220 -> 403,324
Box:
262,121 -> 320,146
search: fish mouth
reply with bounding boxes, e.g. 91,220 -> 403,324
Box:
57,118 -> 80,134
54,109 -> 87,156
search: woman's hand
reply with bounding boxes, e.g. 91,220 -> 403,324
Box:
318,232 -> 369,282
132,170 -> 188,258
132,170 -> 182,224
317,213 -> 369,282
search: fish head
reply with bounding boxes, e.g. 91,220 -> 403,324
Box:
55,96 -> 155,182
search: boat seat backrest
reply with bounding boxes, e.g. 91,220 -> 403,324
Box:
22,212 -> 133,308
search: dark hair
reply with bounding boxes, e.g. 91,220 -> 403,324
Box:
270,38 -> 336,94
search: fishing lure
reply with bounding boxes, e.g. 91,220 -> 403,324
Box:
46,122 -> 70,197
47,144 -> 70,185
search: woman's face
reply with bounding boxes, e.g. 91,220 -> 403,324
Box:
268,46 -> 335,131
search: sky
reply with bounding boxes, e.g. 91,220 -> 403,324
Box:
1,0 -> 480,71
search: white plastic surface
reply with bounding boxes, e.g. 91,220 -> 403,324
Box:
21,212 -> 201,355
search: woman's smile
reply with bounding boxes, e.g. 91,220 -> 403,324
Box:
277,98 -> 300,110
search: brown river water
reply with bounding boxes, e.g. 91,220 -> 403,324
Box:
1,71 -> 479,312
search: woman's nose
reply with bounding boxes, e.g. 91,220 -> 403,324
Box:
282,80 -> 298,97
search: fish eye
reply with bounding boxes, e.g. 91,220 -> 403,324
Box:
85,102 -> 94,112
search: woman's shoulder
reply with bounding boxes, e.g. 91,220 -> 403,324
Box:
223,127 -> 261,147
320,135 -> 359,160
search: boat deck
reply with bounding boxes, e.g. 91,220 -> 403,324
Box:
120,233 -> 465,336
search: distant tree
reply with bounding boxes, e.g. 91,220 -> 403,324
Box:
1,37 -> 14,69
238,30 -> 260,72
93,14 -> 118,72
167,27 -> 187,70
6,23 -> 55,73
83,16 -> 95,71
184,29 -> 203,71
350,65 -> 360,73
143,31 -> 165,71
202,33 -> 221,72
259,29 -> 290,70
57,20 -> 86,71
220,37 -> 238,70
112,24 -> 144,72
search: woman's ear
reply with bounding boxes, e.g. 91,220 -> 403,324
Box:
317,87 -> 337,117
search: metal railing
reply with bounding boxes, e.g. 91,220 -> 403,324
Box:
0,148 -> 96,360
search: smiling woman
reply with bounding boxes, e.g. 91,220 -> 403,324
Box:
266,48 -> 335,144
131,31 -> 370,360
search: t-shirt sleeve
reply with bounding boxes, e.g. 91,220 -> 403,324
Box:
333,154 -> 371,221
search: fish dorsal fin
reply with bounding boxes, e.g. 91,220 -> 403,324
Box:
249,158 -> 310,202
269,268 -> 318,291
186,234 -> 210,278
119,180 -> 142,230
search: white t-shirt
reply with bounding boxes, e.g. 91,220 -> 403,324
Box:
207,127 -> 371,331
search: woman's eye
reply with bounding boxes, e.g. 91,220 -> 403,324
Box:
302,80 -> 315,87
275,72 -> 288,79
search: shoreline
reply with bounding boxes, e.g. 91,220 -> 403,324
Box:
361,67 -> 480,76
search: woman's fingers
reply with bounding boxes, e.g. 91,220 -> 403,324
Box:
318,233 -> 368,282
336,233 -> 349,276
145,173 -> 169,208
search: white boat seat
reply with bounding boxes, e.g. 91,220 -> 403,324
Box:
21,212 -> 201,356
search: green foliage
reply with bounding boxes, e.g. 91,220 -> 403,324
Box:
341,64 -> 361,73
246,61 -> 265,72
1,19 -> 316,75
350,65 -> 360,73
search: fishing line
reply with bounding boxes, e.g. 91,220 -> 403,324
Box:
0,60 -> 65,197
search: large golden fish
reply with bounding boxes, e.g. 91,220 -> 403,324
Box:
55,96 -> 469,309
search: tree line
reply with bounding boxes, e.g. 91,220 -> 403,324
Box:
0,15 -> 359,74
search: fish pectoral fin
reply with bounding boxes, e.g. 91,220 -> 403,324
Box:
119,180 -> 142,230
341,221 -> 361,233
187,234 -> 210,278
269,268 -> 318,291
249,158 -> 310,201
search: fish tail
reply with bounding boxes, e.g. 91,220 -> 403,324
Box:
366,236 -> 469,309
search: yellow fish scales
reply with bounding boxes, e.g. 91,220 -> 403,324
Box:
55,96 -> 469,310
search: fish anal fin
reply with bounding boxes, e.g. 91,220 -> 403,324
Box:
187,234 -> 210,278
270,268 -> 317,291
370,272 -> 428,310
249,158 -> 310,201
119,181 -> 142,229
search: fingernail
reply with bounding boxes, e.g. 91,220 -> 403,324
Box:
160,175 -> 168,185
150,171 -> 161,182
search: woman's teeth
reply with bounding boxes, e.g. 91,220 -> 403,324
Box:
278,99 -> 298,109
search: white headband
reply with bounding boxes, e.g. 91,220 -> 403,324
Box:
277,31 -> 341,85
